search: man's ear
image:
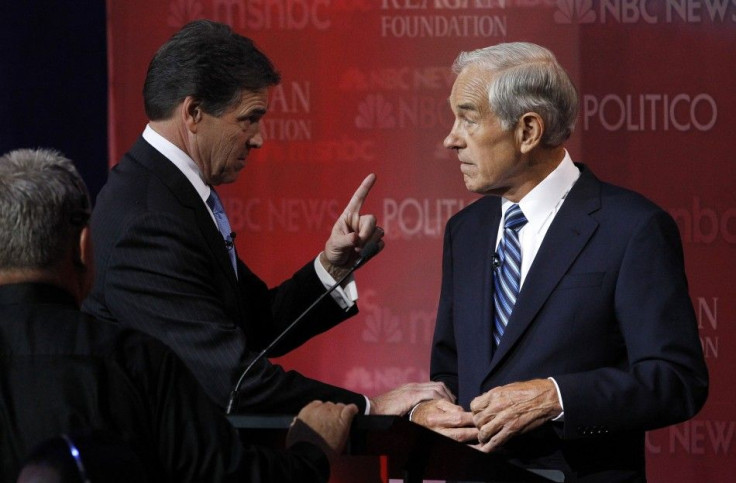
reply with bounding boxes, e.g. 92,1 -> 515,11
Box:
74,226 -> 95,303
73,226 -> 92,273
79,226 -> 93,269
516,112 -> 544,154
182,96 -> 203,133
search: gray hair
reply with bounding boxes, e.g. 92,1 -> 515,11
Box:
0,148 -> 90,271
452,42 -> 578,147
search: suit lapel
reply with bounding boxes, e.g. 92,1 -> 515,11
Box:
488,166 -> 602,371
466,197 -> 503,376
129,137 -> 239,285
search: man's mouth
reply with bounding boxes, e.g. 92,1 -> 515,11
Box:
459,161 -> 475,175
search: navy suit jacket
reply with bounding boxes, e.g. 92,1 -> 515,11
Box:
83,137 -> 366,413
431,164 -> 708,480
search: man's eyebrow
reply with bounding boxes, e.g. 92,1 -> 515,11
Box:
448,98 -> 478,113
457,102 -> 478,112
237,108 -> 267,121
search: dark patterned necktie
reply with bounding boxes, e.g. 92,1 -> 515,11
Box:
493,204 -> 528,347
207,188 -> 237,276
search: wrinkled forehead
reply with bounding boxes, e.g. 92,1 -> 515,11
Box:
449,65 -> 494,116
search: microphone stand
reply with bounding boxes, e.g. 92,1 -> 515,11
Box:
225,242 -> 379,415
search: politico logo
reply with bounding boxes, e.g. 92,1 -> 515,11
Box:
554,0 -> 736,24
583,93 -> 718,132
383,197 -> 474,239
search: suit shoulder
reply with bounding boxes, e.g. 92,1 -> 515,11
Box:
93,150 -> 195,233
598,179 -> 670,220
95,153 -> 158,215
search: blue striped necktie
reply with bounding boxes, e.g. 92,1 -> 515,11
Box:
493,204 -> 528,348
206,188 -> 238,276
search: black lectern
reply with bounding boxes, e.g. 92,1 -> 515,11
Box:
228,414 -> 564,482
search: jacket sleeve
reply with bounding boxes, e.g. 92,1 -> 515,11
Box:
130,337 -> 331,482
98,210 -> 366,413
555,210 -> 708,439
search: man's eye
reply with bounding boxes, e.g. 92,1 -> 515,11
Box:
239,118 -> 257,129
241,115 -> 262,128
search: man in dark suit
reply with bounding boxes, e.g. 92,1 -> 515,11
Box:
83,19 -> 450,415
0,147 -> 358,482
410,42 -> 708,480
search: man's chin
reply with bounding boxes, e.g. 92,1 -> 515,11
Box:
211,173 -> 240,186
463,180 -> 491,196
462,175 -> 479,193
222,175 -> 240,185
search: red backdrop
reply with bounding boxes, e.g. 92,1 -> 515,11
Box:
107,1 -> 735,481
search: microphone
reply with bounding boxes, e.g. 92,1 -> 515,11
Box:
225,232 -> 236,250
492,253 -> 500,271
225,240 -> 381,414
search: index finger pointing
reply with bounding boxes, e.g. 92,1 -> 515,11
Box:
344,173 -> 376,215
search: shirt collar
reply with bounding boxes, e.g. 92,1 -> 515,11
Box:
142,124 -> 212,202
502,150 -> 580,230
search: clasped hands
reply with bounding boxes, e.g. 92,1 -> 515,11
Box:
411,378 -> 562,452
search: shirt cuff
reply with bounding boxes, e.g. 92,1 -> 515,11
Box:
548,377 -> 565,422
363,396 -> 371,415
313,254 -> 358,310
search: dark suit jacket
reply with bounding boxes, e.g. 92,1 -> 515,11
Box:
1,283 -> 330,482
83,137 -> 366,412
431,165 -> 708,481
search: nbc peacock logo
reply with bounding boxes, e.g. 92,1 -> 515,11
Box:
553,0 -> 596,23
